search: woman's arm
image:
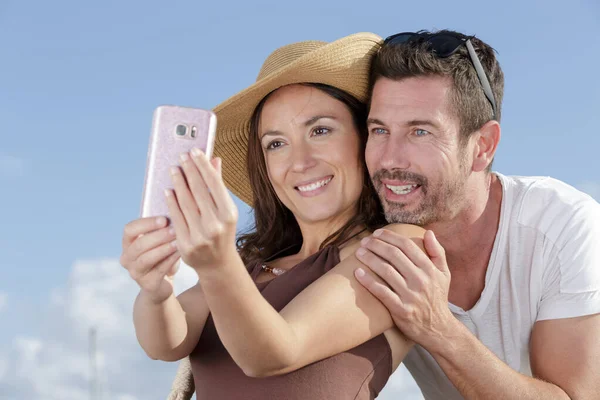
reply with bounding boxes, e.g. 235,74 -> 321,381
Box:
133,281 -> 210,362
166,149 -> 422,376
198,224 -> 424,377
120,216 -> 210,362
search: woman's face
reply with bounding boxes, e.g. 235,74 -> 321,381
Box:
258,84 -> 364,227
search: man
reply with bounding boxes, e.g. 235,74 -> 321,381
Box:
354,30 -> 600,399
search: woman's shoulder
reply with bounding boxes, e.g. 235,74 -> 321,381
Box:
338,223 -> 427,262
383,223 -> 426,237
337,229 -> 371,261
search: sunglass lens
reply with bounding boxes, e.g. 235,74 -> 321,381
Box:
427,35 -> 464,57
384,33 -> 415,45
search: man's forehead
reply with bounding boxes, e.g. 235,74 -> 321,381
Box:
369,77 -> 452,121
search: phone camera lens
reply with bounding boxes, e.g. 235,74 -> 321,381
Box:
175,124 -> 187,136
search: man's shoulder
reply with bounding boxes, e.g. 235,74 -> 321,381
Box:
497,173 -> 599,241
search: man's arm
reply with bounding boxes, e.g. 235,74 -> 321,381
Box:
430,314 -> 600,399
354,228 -> 600,399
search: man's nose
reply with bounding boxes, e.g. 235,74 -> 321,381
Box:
379,136 -> 411,171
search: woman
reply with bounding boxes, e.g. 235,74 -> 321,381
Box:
121,33 -> 426,399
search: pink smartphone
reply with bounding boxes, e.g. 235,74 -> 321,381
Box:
140,105 -> 217,218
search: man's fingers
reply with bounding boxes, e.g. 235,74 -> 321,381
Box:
372,229 -> 434,273
354,268 -> 405,311
424,230 -> 448,272
122,217 -> 168,248
355,247 -> 411,297
360,237 -> 425,285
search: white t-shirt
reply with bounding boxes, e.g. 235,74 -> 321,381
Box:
402,173 -> 600,400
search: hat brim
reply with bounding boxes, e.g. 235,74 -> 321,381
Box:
212,32 -> 382,206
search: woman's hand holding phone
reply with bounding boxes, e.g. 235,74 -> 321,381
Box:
120,217 -> 181,303
165,148 -> 239,275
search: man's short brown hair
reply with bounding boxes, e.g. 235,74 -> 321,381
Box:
370,30 -> 504,141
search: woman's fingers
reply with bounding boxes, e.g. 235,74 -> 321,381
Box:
121,225 -> 174,267
122,217 -> 168,249
134,240 -> 179,277
190,149 -> 237,221
179,152 -> 217,222
169,166 -> 202,232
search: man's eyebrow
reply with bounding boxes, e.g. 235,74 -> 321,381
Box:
304,115 -> 337,127
366,118 -> 440,129
406,119 -> 440,129
367,118 -> 386,126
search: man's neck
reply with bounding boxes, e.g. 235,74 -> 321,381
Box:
426,173 -> 503,274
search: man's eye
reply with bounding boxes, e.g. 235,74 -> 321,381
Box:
371,128 -> 387,135
415,129 -> 430,136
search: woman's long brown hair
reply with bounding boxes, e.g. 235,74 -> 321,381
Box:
236,83 -> 386,266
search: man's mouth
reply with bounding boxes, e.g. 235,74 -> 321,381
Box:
296,176 -> 333,193
385,183 -> 420,195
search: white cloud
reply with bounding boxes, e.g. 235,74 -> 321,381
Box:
577,181 -> 600,201
0,258 -> 198,400
0,292 -> 7,313
0,154 -> 27,178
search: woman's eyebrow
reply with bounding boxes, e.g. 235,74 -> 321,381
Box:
303,115 -> 337,127
261,115 -> 338,138
260,130 -> 283,139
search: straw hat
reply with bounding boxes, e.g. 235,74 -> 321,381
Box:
212,32 -> 383,206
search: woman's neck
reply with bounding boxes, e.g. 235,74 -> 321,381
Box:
295,207 -> 359,259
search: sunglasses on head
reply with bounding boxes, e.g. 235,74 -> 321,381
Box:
384,31 -> 498,120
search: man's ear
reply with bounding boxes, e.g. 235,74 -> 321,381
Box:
471,120 -> 501,172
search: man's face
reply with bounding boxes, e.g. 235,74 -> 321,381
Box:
366,76 -> 472,226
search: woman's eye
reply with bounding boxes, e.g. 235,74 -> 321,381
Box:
415,129 -> 430,137
312,127 -> 330,136
266,140 -> 284,150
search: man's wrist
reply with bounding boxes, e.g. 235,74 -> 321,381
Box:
424,313 -> 471,359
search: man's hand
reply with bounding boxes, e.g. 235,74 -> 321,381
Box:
354,228 -> 454,351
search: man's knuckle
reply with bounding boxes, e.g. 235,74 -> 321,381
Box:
413,275 -> 427,290
382,264 -> 398,282
391,247 -> 404,260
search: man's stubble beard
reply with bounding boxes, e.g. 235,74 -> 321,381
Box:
372,153 -> 470,227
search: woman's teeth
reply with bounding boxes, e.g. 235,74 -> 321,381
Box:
386,184 -> 418,195
297,177 -> 332,192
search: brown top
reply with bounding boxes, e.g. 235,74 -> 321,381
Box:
189,245 -> 392,399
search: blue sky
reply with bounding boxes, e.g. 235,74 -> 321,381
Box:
1,0 -> 599,398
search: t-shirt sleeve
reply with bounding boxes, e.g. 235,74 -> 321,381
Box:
537,198 -> 600,321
